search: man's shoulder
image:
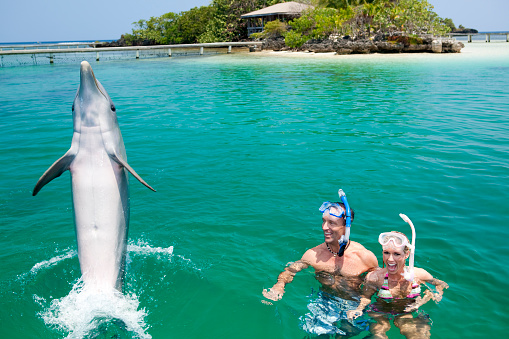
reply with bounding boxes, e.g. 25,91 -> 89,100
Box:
301,243 -> 329,265
348,241 -> 375,257
347,241 -> 378,268
303,243 -> 325,258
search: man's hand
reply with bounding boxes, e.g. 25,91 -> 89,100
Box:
347,309 -> 363,320
262,287 -> 284,301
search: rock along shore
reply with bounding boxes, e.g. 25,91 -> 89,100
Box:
262,34 -> 465,54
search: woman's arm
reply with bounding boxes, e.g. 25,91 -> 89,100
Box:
429,277 -> 449,302
404,268 -> 449,312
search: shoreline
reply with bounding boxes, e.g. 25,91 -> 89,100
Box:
248,42 -> 509,59
1,41 -> 508,68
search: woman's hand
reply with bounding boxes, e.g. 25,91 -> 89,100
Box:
405,290 -> 433,312
404,299 -> 421,313
431,289 -> 443,302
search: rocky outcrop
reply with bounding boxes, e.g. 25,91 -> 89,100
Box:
262,37 -> 287,51
442,39 -> 464,53
262,34 -> 465,54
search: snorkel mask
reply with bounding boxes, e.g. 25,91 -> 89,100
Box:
378,214 -> 416,281
319,189 -> 352,257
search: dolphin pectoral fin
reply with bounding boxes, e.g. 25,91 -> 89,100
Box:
110,153 -> 156,192
33,151 -> 76,196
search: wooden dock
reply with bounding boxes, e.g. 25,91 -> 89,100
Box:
0,42 -> 263,64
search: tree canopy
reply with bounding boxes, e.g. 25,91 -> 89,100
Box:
120,0 -> 454,46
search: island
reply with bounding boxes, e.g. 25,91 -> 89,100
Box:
103,0 -> 469,54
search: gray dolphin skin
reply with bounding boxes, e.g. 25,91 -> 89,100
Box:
33,61 -> 155,292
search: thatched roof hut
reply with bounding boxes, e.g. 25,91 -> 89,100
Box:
241,2 -> 312,36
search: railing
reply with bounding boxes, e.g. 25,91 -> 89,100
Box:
0,42 -> 264,64
0,42 -> 103,51
448,32 -> 509,43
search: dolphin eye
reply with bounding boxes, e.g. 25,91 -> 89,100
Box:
111,104 -> 116,112
72,103 -> 75,111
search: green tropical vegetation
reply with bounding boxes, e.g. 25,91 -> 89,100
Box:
121,0 -> 284,45
119,0 -> 460,47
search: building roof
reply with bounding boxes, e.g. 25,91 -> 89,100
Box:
241,2 -> 312,18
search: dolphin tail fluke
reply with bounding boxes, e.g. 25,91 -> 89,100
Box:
110,153 -> 156,192
33,150 -> 76,196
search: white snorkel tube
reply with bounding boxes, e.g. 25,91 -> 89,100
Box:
399,213 -> 416,282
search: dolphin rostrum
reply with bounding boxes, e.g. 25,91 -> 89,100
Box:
33,61 -> 155,291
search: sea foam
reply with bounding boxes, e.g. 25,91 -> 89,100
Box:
31,240 -> 179,338
36,280 -> 151,339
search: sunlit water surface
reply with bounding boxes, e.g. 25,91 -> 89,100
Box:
1,43 -> 508,338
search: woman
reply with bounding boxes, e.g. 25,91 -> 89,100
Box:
347,214 -> 448,339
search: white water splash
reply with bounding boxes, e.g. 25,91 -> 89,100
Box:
36,280 -> 151,339
30,249 -> 77,275
127,241 -> 174,256
29,240 -> 200,338
127,239 -> 201,272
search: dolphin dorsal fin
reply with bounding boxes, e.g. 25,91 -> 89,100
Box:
33,150 -> 76,196
109,152 -> 156,192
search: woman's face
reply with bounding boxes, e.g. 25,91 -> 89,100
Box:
382,244 -> 409,275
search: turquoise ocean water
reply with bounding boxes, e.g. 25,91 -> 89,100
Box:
1,43 -> 508,338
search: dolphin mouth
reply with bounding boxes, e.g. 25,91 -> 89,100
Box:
79,61 -> 107,99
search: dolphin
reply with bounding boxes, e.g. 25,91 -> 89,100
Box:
33,61 -> 155,291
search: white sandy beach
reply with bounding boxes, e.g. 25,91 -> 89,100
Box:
253,41 -> 509,60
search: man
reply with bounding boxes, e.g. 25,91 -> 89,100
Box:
262,190 -> 378,336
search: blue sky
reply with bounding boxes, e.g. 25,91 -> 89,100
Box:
1,0 -> 507,43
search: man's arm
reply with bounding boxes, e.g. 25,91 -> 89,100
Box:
262,253 -> 311,301
347,270 -> 380,320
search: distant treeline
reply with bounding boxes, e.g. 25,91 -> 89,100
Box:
442,18 -> 478,33
117,0 -> 474,46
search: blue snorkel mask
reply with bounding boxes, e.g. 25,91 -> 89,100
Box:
319,189 -> 352,257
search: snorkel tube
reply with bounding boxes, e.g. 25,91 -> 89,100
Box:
399,213 -> 416,282
338,189 -> 352,254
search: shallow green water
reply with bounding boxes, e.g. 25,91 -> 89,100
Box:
1,44 -> 508,338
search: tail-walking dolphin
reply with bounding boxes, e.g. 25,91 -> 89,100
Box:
33,61 -> 156,292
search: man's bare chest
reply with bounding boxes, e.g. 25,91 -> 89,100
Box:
314,257 -> 365,277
